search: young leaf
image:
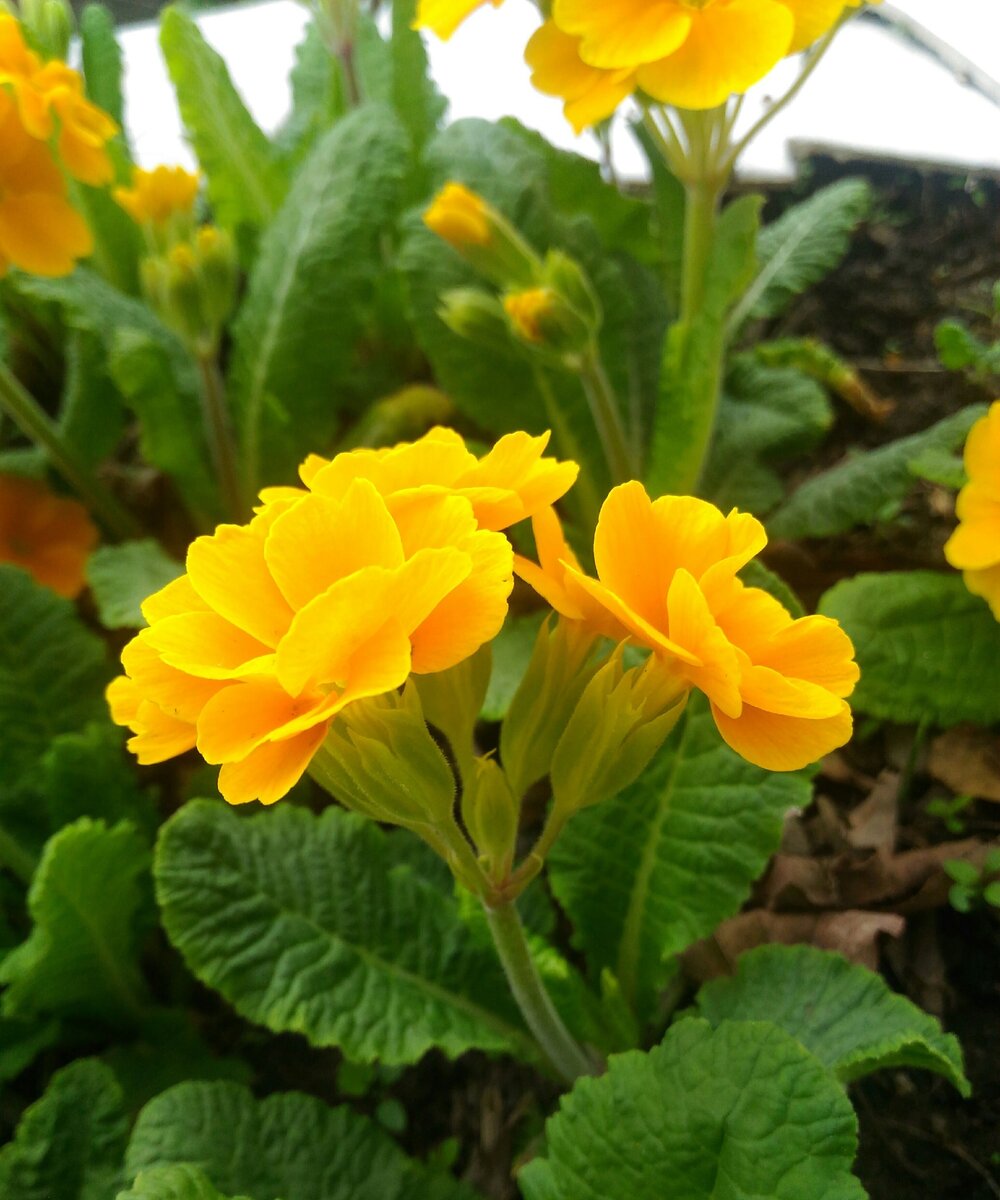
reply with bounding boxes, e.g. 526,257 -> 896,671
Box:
696,945 -> 969,1095
228,104 -> 410,491
0,819 -> 150,1025
80,4 -> 127,130
819,571 -> 1000,726
119,1165 -> 250,1200
274,21 -> 347,167
768,404 -> 985,540
87,540 -> 183,630
125,1080 -> 480,1200
0,566 -> 109,794
519,1019 -> 866,1200
159,6 -> 285,234
154,801 -> 535,1065
0,1058 -> 127,1200
548,699 -> 811,1016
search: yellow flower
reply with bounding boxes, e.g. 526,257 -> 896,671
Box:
114,164 -> 201,228
0,14 -> 117,186
109,430 -> 577,806
516,482 -> 858,770
424,181 -> 492,248
503,288 -> 557,344
0,473 -> 98,598
0,94 -> 92,276
413,0 -> 503,39
944,401 -> 1000,621
526,22 -> 635,134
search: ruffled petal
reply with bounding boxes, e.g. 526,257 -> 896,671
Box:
712,699 -> 853,771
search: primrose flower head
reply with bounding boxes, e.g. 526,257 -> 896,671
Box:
944,401 -> 1000,621
108,429 -> 577,806
516,481 -> 859,771
114,164 -> 201,229
413,0 -> 503,40
0,473 -> 98,598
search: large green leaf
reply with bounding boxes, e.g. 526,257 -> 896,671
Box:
228,104 -> 410,490
819,571 -> 1000,725
155,801 -> 535,1064
125,1081 -> 479,1200
118,1166 -> 250,1200
274,21 -> 347,168
39,723 -> 156,836
519,1019 -> 866,1200
0,566 -> 109,796
730,178 -> 871,330
768,405 -> 985,540
0,819 -> 150,1025
87,540 -> 183,630
548,700 -> 811,1015
696,944 -> 969,1094
0,1058 -> 127,1200
159,7 -> 284,234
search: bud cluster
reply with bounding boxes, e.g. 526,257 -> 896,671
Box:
141,226 -> 238,356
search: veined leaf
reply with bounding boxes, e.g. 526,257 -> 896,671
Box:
0,566 -> 109,796
159,6 -> 284,234
87,540 -> 183,630
155,801 -> 535,1065
60,331 -> 128,471
819,571 -> 1000,726
39,723 -> 156,836
0,1058 -> 127,1200
118,1165 -> 250,1200
696,944 -> 969,1094
519,1019 -> 866,1200
228,104 -> 410,491
274,21 -> 347,168
548,699 -> 810,1016
0,819 -> 150,1025
125,1080 -> 480,1200
769,404 -> 985,540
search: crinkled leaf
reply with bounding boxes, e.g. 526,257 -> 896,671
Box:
519,1019 -> 866,1200
0,819 -> 150,1025
0,566 -> 110,795
0,1058 -> 127,1200
696,944 -> 969,1094
768,405 -> 985,540
274,21 -> 347,167
117,1165 -> 250,1200
87,540 -> 183,630
155,801 -> 535,1064
125,1080 -> 480,1200
548,699 -> 811,1016
228,104 -> 410,491
819,571 -> 1000,725
60,330 -> 128,470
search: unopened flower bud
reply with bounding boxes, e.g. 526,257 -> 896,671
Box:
193,225 -> 238,335
503,286 -> 591,359
461,757 -> 520,878
424,182 -> 540,288
20,0 -> 73,58
542,249 -> 602,332
439,288 -> 514,355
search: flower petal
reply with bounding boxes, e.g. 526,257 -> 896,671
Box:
217,724 -> 330,806
554,0 -> 691,70
712,699 -> 853,771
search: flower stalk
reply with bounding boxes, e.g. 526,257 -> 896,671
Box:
195,349 -> 247,522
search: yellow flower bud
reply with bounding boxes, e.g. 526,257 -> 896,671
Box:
424,181 -> 540,288
503,286 -> 591,358
424,182 -> 492,249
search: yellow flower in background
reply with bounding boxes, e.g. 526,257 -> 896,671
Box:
114,164 -> 201,228
413,0 -> 502,39
423,182 -> 492,249
0,474 -> 98,598
503,288 -> 558,344
0,13 -> 117,186
516,482 -> 858,770
0,94 -> 93,276
945,401 -> 1000,621
526,23 -> 635,134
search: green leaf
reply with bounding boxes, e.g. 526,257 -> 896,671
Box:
519,1019 -> 866,1200
0,566 -> 109,795
274,21 -> 347,168
819,571 -> 1000,725
731,178 -> 870,330
87,540 -> 183,629
60,331 -> 128,471
159,6 -> 284,235
906,446 -> 967,490
696,944 -> 969,1095
39,723 -> 156,836
125,1080 -> 480,1200
0,1016 -> 60,1083
118,1165 -> 250,1200
548,699 -> 811,1016
769,405 -> 986,540
228,104 -> 410,490
80,5 -> 126,131
155,800 -> 535,1064
0,819 -> 150,1025
0,1058 -> 127,1200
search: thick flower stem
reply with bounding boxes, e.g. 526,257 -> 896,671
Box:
679,176 -> 723,329
483,897 -> 595,1085
196,350 -> 246,522
578,347 -> 636,485
0,361 -> 141,540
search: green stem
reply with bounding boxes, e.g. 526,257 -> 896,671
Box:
196,350 -> 246,521
0,821 -> 37,886
483,898 -> 595,1084
0,362 -> 141,540
679,176 -> 723,327
578,347 -> 636,484
532,365 -> 603,529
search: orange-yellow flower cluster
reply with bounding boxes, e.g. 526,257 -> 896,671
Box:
0,14 -> 117,275
107,429 -> 578,806
0,473 -> 98,598
114,164 -> 201,230
944,401 -> 1000,621
515,482 -> 858,771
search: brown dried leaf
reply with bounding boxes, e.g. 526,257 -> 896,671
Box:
928,726 -> 1000,803
846,770 -> 900,851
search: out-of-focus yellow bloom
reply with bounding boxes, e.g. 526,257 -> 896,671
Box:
0,14 -> 117,186
424,181 -> 492,249
503,288 -> 557,345
114,164 -> 201,228
0,473 -> 98,598
413,0 -> 502,39
0,94 -> 92,276
516,482 -> 858,771
109,430 -> 577,806
945,401 -> 1000,621
526,22 -> 635,134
